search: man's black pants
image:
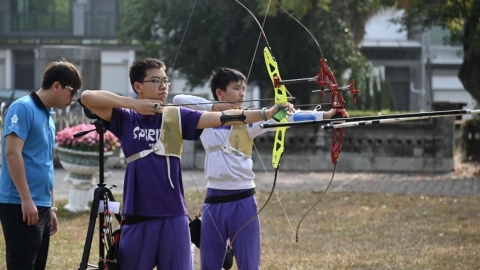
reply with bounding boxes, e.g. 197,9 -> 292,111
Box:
0,203 -> 51,270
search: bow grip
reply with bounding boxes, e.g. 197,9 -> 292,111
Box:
331,108 -> 348,119
272,109 -> 287,122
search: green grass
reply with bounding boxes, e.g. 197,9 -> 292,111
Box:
1,191 -> 479,269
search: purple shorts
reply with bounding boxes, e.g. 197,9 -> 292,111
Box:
119,215 -> 192,269
200,188 -> 261,270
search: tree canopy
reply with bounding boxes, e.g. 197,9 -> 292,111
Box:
119,0 -> 480,107
119,0 -> 385,107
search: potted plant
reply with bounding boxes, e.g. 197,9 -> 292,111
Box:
55,123 -> 120,212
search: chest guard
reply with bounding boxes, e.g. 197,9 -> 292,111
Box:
206,125 -> 253,159
126,106 -> 183,163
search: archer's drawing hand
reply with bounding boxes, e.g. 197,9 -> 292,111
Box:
133,99 -> 165,115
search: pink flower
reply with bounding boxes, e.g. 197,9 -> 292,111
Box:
55,124 -> 120,152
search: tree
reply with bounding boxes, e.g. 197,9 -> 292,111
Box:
390,0 -> 480,104
118,0 -> 387,106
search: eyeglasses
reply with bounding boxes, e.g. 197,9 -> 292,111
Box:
64,85 -> 79,98
141,77 -> 172,86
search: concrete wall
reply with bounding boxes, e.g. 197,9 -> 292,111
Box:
193,117 -> 462,173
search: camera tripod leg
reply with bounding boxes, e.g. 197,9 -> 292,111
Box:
78,186 -> 122,270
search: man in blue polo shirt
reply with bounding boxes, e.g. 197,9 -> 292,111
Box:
0,60 -> 82,270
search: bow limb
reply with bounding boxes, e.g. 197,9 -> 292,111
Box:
229,0 -> 297,249
264,47 -> 288,169
273,2 -> 355,242
294,59 -> 344,241
295,61 -> 342,241
232,46 -> 292,246
319,58 -> 345,164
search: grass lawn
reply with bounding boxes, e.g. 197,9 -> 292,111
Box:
0,190 -> 479,269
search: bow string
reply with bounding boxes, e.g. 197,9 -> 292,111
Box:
228,0 -> 294,246
270,0 -> 361,242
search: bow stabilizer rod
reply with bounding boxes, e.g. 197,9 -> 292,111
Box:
322,109 -> 480,129
261,109 -> 480,129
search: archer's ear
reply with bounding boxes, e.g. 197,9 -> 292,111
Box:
133,82 -> 143,94
215,88 -> 223,99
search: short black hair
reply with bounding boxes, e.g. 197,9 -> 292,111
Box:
210,67 -> 246,101
129,58 -> 166,93
41,60 -> 82,91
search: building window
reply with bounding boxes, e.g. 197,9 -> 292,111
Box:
10,0 -> 71,32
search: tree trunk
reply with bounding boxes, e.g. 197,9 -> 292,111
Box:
459,0 -> 480,105
458,47 -> 480,105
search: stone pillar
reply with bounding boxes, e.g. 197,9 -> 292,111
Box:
63,175 -> 95,212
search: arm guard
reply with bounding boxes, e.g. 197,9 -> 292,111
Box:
220,110 -> 247,125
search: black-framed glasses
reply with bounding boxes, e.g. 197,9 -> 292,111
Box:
141,77 -> 172,86
65,85 -> 79,98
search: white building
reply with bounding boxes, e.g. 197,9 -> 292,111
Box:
361,8 -> 474,113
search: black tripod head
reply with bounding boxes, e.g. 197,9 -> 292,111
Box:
77,97 -> 102,120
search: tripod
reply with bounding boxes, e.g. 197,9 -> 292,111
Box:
77,119 -> 122,270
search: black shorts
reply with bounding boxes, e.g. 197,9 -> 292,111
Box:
0,203 -> 51,270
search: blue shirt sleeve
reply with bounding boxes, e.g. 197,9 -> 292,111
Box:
3,102 -> 31,141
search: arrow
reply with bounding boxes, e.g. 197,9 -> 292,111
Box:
260,109 -> 480,129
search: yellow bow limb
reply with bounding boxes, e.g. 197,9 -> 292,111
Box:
264,47 -> 288,169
